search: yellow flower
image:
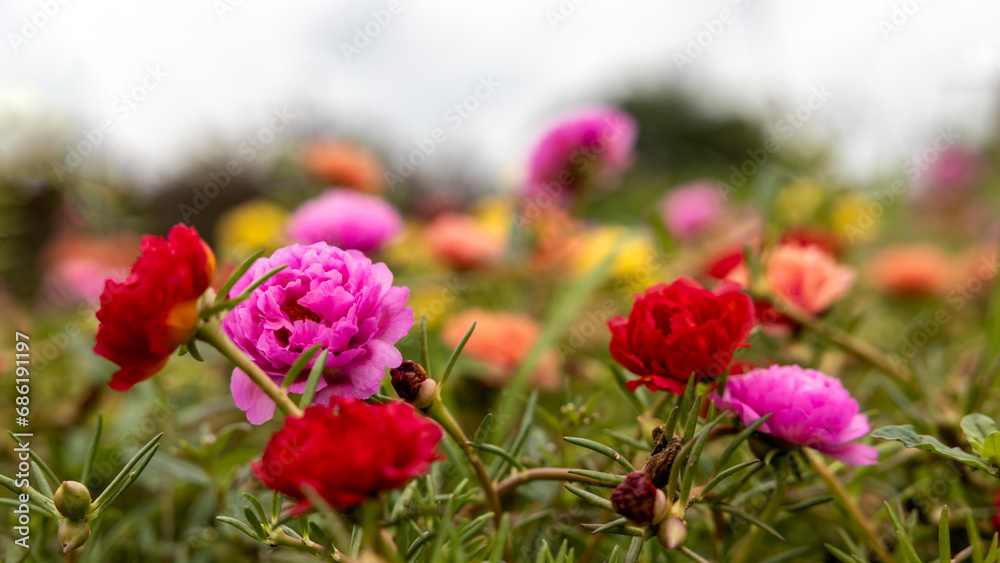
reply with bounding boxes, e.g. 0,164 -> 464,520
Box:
831,193 -> 878,244
474,197 -> 513,242
408,284 -> 456,328
574,227 -> 656,279
775,178 -> 824,224
216,200 -> 287,258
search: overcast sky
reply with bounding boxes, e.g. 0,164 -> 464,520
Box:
1,0 -> 998,191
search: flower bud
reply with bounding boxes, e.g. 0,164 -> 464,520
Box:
58,519 -> 91,553
391,361 -> 437,408
54,481 -> 92,521
657,515 -> 688,550
611,471 -> 666,525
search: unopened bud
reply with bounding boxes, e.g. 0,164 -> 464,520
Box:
611,471 -> 665,526
58,519 -> 91,553
391,361 -> 437,408
657,516 -> 688,550
54,481 -> 92,521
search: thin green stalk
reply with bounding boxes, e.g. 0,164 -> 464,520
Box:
196,320 -> 303,418
806,449 -> 896,563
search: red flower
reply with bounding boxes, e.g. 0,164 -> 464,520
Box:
253,399 -> 443,512
94,224 -> 215,391
608,277 -> 754,394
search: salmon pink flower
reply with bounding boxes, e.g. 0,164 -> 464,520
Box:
94,224 -> 216,391
222,243 -> 413,423
253,400 -> 442,512
765,242 -> 856,315
712,364 -> 878,465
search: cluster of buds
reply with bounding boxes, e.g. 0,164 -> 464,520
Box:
390,360 -> 437,409
54,481 -> 92,552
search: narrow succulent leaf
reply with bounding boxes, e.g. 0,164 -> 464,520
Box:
244,506 -> 267,540
825,543 -> 866,563
214,248 -> 264,303
280,345 -> 321,390
81,412 -> 104,485
563,484 -> 614,511
710,413 -> 773,477
568,469 -> 626,486
716,503 -> 786,541
563,437 -> 635,472
681,394 -> 703,442
883,501 -> 921,563
467,442 -> 526,472
698,459 -> 760,499
939,505 -> 951,563
217,516 -> 262,541
242,493 -> 268,528
91,433 -> 163,511
473,413 -> 493,446
487,513 -> 511,563
440,322 -> 475,388
8,432 -> 58,489
297,349 -> 328,409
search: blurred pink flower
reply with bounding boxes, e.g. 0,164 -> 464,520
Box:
712,364 -> 878,466
43,233 -> 140,307
660,181 -> 723,238
765,243 -> 856,314
913,145 -> 984,206
287,189 -> 402,253
523,107 -> 637,206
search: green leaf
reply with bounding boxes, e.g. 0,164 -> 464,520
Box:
466,442 -> 526,472
8,432 -> 58,490
81,413 -> 104,485
940,506 -> 951,563
716,503 -> 786,542
563,484 -> 614,511
440,322 -> 475,388
473,413 -> 493,446
962,414 -> 999,453
217,516 -> 262,541
244,506 -> 267,540
985,432 -> 1000,466
883,501 -> 921,563
419,315 -> 431,379
589,517 -> 629,535
758,547 -> 810,563
493,389 -> 540,479
567,469 -> 626,486
966,510 -> 984,563
203,263 -> 287,317
91,433 -> 163,517
825,543 -> 866,563
699,460 -> 760,499
280,345 -> 321,390
214,248 -> 264,303
242,493 -> 268,527
487,513 -> 511,562
710,413 -> 773,477
871,425 -> 995,473
563,437 -> 635,472
298,349 -> 328,409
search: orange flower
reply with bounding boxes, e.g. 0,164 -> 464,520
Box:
867,244 -> 951,297
426,214 -> 505,270
765,243 -> 856,315
302,141 -> 383,193
441,309 -> 561,390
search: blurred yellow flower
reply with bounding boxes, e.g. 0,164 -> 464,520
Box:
408,284 -> 456,328
775,178 -> 824,224
573,227 -> 655,280
216,200 -> 287,258
831,193 -> 878,244
474,197 -> 513,242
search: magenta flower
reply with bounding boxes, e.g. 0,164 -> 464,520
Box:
712,365 -> 878,466
523,107 -> 637,206
660,181 -> 723,238
914,145 -> 983,206
287,189 -> 402,253
222,243 -> 413,424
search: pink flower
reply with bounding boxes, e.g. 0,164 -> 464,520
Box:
712,365 -> 878,465
765,243 -> 856,315
222,243 -> 413,423
660,181 -> 723,238
913,145 -> 983,206
523,107 -> 637,206
287,189 -> 402,253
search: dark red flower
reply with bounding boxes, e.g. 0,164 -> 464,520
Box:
253,399 -> 443,512
94,224 -> 215,391
608,277 -> 754,394
611,471 -> 659,525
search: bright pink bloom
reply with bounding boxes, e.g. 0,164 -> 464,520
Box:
222,243 -> 413,424
712,365 -> 878,465
660,181 -> 723,237
287,189 -> 402,253
523,107 -> 637,205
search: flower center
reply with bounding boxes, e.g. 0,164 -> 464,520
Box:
284,301 -> 321,323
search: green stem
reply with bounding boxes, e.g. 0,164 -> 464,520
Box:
196,320 -> 303,418
806,449 -> 896,563
495,467 -> 610,498
769,296 -> 913,386
425,400 -> 503,526
732,471 -> 786,563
